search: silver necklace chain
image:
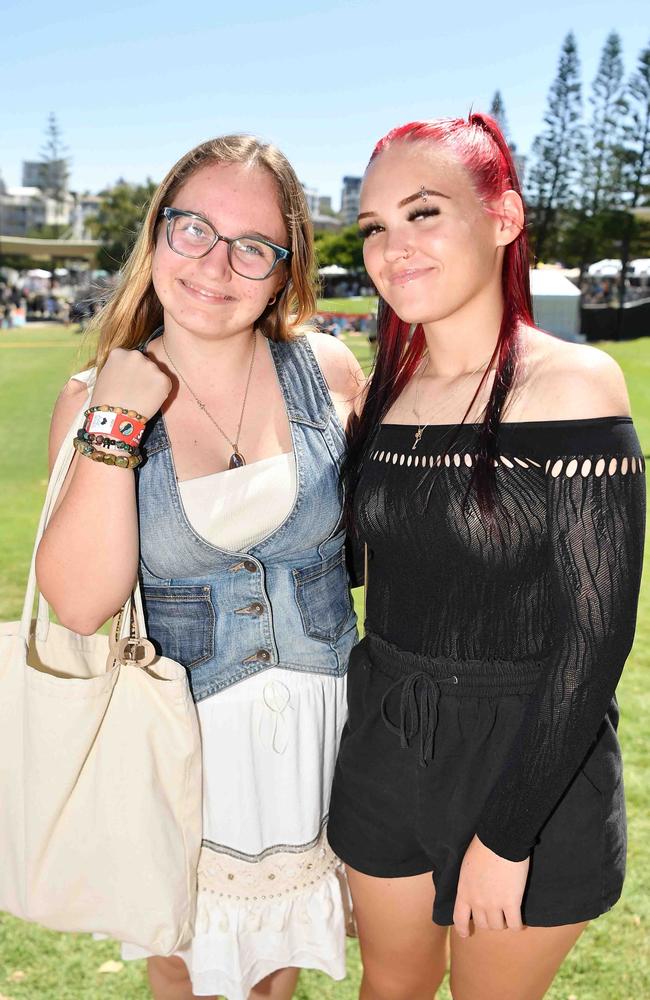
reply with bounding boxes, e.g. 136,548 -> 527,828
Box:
411,352 -> 493,450
162,332 -> 257,468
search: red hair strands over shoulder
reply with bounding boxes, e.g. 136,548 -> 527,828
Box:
344,113 -> 534,518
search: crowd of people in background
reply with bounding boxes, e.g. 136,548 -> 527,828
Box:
0,269 -> 114,329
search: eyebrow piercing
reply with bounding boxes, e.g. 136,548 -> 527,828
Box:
420,186 -> 428,202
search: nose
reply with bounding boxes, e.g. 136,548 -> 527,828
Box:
198,237 -> 233,281
382,227 -> 413,263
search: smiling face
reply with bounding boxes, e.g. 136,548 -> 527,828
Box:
359,142 -> 506,327
152,161 -> 289,343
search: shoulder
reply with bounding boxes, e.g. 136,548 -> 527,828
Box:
48,374 -> 93,470
304,330 -> 366,403
519,328 -> 630,421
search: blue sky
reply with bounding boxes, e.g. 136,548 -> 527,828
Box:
2,0 -> 647,209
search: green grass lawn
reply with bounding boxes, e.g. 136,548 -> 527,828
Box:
0,324 -> 648,999
317,297 -> 377,315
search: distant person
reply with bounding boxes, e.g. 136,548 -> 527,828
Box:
36,134 -> 363,1000
327,114 -> 645,1000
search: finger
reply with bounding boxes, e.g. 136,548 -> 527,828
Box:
503,905 -> 524,931
487,909 -> 506,931
471,907 -> 489,931
453,901 -> 472,938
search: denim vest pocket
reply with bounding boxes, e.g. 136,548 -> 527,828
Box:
142,584 -> 215,669
293,548 -> 352,643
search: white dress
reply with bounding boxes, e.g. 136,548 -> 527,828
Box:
122,453 -> 352,1000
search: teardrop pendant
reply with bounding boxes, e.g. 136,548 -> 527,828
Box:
229,451 -> 246,470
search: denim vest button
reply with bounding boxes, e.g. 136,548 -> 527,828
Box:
235,602 -> 265,616
228,560 -> 258,573
242,648 -> 272,665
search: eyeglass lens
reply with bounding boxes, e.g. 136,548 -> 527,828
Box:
168,214 -> 277,278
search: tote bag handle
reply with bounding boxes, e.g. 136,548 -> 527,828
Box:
19,394 -> 147,647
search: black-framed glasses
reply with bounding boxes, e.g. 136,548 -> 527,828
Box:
161,207 -> 291,281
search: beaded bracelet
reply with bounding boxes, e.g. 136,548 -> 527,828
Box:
76,428 -> 139,455
73,436 -> 143,469
86,404 -> 148,422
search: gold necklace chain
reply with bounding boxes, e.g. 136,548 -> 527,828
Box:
411,352 -> 493,450
162,332 -> 257,469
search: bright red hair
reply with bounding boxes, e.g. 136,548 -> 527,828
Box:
344,113 -> 534,516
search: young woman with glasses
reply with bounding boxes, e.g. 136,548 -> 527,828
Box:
326,115 -> 645,1000
36,135 -> 362,1000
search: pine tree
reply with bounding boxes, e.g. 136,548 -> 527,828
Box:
526,33 -> 585,263
618,41 -> 650,312
566,32 -> 627,271
39,112 -> 70,208
489,90 -> 510,144
587,32 -> 627,214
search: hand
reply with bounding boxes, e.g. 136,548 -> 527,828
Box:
90,348 -> 172,421
453,835 -> 529,937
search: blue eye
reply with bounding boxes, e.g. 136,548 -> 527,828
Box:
239,242 -> 264,256
186,222 -> 209,239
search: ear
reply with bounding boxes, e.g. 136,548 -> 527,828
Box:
271,265 -> 289,297
492,190 -> 524,248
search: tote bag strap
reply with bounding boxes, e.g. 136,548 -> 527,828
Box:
19,382 -> 147,645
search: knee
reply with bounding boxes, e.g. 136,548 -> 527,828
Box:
362,966 -> 445,1000
147,955 -> 191,985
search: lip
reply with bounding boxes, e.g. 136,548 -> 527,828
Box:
387,267 -> 432,286
179,278 -> 236,303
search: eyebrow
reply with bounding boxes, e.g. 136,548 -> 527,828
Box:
358,188 -> 451,221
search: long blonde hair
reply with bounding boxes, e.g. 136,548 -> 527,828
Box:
87,135 -> 317,368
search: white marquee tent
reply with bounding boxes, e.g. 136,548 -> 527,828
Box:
529,269 -> 582,341
587,259 -> 621,277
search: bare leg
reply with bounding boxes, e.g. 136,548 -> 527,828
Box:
449,921 -> 588,1000
147,956 -> 217,1000
346,866 -> 448,1000
147,957 -> 299,1000
248,967 -> 300,999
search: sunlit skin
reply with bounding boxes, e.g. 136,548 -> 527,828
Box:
152,162 -> 288,349
358,142 -> 523,377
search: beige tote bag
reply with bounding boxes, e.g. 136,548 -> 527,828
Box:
0,399 -> 203,956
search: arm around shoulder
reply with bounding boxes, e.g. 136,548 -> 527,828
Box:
305,330 -> 367,427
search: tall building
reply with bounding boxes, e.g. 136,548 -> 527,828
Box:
318,195 -> 334,215
301,183 -> 320,218
340,176 -> 362,225
22,159 -> 69,193
0,186 -> 71,236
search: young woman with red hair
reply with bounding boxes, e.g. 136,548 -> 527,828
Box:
326,115 -> 646,1000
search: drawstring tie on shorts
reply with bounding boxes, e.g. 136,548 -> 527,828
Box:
381,671 -> 457,768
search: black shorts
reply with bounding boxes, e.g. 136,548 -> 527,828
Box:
327,634 -> 626,927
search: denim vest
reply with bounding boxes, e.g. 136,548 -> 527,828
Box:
136,333 -> 357,702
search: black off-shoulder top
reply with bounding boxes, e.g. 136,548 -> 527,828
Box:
354,417 -> 646,861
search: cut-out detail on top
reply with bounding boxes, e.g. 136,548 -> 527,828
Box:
543,455 -> 644,478
371,449 -> 645,478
